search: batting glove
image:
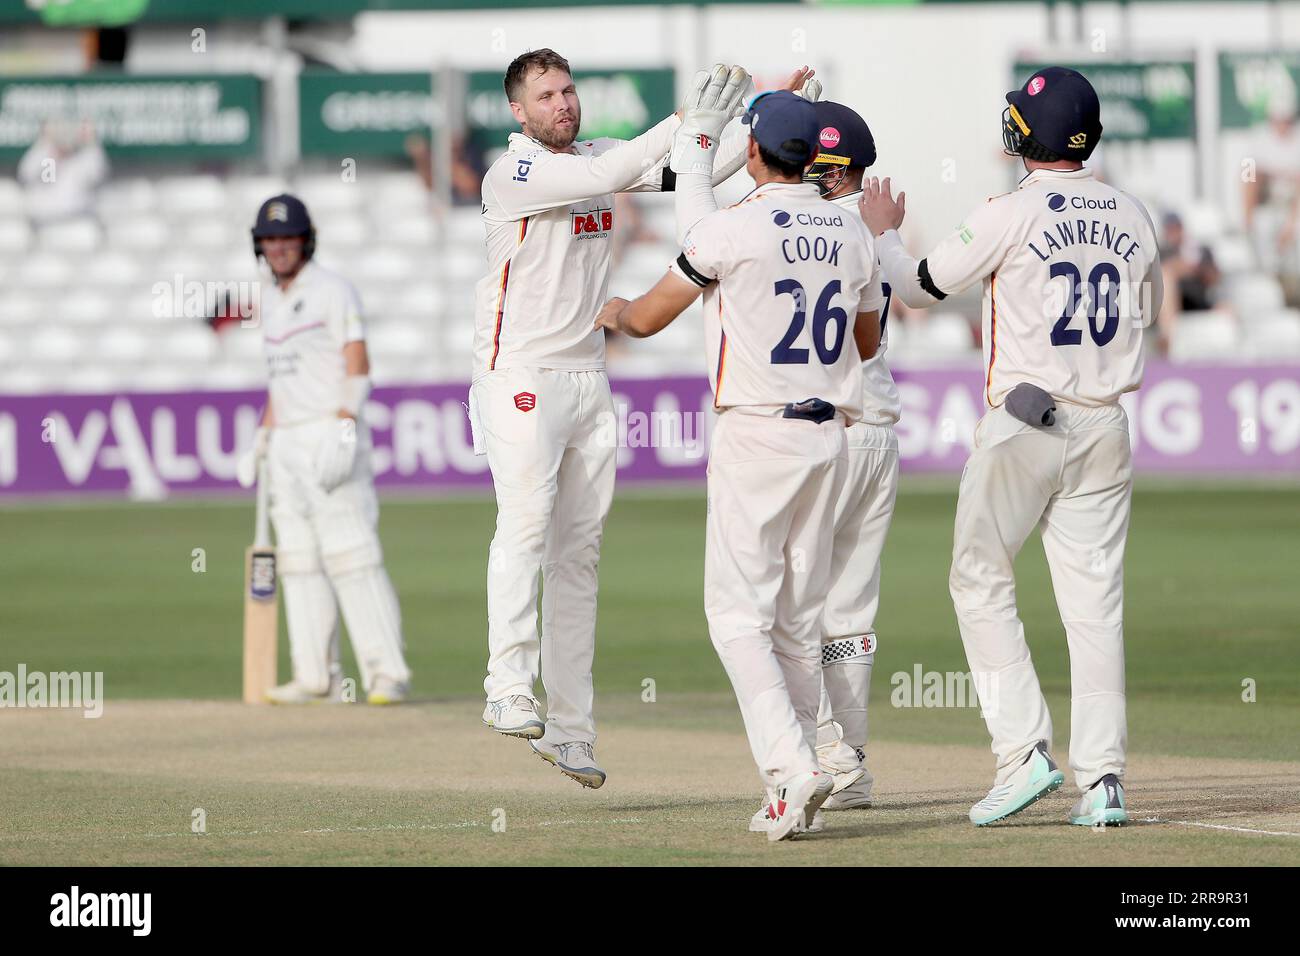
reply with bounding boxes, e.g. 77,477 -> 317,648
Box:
670,63 -> 751,177
235,425 -> 270,489
314,419 -> 358,492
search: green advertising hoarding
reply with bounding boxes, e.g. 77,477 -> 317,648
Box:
299,71 -> 437,156
0,73 -> 260,162
1219,52 -> 1300,129
466,68 -> 676,152
1013,60 -> 1196,141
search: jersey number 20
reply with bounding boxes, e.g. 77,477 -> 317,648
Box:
771,279 -> 848,365
1049,261 -> 1121,347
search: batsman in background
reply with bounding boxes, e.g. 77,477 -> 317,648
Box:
800,100 -> 898,814
239,194 -> 412,706
861,68 -> 1163,827
469,49 -> 773,788
597,84 -> 885,841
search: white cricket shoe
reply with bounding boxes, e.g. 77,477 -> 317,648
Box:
969,741 -> 1065,826
367,677 -> 408,706
823,767 -> 874,810
750,802 -> 825,834
765,771 -> 834,843
1069,773 -> 1129,827
530,739 -> 606,789
482,695 -> 545,739
265,678 -> 343,705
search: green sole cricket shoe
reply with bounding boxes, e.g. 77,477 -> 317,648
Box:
970,741 -> 1066,826
1070,773 -> 1129,827
530,739 -> 606,789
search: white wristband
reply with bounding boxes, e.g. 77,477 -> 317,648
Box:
341,375 -> 371,416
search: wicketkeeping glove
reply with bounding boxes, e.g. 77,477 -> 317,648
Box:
670,63 -> 751,176
796,75 -> 823,103
315,419 -> 358,492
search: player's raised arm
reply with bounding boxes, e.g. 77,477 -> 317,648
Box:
594,270 -> 703,339
670,64 -> 752,241
860,176 -> 1013,308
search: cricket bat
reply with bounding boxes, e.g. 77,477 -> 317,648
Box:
242,458 -> 278,703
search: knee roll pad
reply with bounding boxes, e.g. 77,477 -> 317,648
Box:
278,548 -> 323,576
323,540 -> 383,578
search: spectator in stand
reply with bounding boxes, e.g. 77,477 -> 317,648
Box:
18,119 -> 109,231
404,131 -> 484,207
1243,90 -> 1300,305
1156,212 -> 1223,356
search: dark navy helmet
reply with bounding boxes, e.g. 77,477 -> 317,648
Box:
1003,67 -> 1103,162
743,90 -> 820,166
804,100 -> 876,197
251,193 -> 316,261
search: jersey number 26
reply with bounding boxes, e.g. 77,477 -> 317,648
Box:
771,279 -> 848,365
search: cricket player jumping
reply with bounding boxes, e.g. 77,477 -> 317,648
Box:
470,50 -> 769,788
597,81 -> 885,841
240,194 -> 412,706
861,68 -> 1163,827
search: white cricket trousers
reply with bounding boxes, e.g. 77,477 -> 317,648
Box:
705,407 -> 848,792
268,418 -> 410,695
950,402 -> 1132,793
472,367 -> 616,745
816,423 -> 899,773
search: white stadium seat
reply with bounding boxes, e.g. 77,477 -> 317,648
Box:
0,218 -> 33,255
0,178 -> 24,209
1211,235 -> 1256,274
914,312 -> 975,356
176,218 -> 234,250
218,327 -> 264,362
29,324 -> 86,363
97,327 -> 153,363
0,365 -> 61,395
0,330 -> 21,364
1169,312 -> 1239,362
200,362 -> 263,391
155,175 -> 228,216
445,207 -> 485,245
356,245 -> 419,283
388,214 -> 437,246
296,174 -> 364,214
160,325 -> 219,364
1181,202 -> 1225,243
61,364 -> 128,394
61,290 -> 113,325
84,250 -> 146,289
17,252 -> 74,289
36,218 -> 102,253
97,177 -> 157,217
1242,310 -> 1300,359
130,364 -> 200,392
0,293 -> 46,326
107,215 -> 170,252
368,319 -> 433,359
1223,272 -> 1285,315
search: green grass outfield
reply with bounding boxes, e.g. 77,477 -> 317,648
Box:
2,482 -> 1296,761
2,482 -> 1298,866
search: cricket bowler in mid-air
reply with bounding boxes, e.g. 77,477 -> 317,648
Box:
860,67 -> 1163,827
469,49 -> 769,788
597,81 -> 885,841
239,194 -> 412,706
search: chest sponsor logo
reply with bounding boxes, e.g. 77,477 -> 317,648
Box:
1047,193 -> 1118,212
513,391 -> 537,412
571,208 -> 613,239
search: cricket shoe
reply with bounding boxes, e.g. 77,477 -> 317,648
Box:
766,771 -> 834,843
750,802 -> 825,834
1069,774 -> 1129,827
265,675 -> 344,705
482,695 -> 545,739
530,739 -> 606,789
367,678 -> 408,706
823,767 -> 874,810
969,741 -> 1066,826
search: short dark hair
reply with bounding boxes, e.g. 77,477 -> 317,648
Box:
504,49 -> 572,103
758,143 -> 809,179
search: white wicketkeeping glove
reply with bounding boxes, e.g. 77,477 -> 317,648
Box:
314,418 -> 358,492
796,75 -> 823,103
235,425 -> 270,489
670,63 -> 751,176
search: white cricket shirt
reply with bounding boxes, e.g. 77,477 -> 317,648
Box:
674,181 -> 885,421
259,260 -> 365,426
472,116 -> 680,379
878,167 -> 1161,408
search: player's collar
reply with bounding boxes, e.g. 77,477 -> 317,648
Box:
828,188 -> 863,209
751,180 -> 821,198
1018,166 -> 1094,189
